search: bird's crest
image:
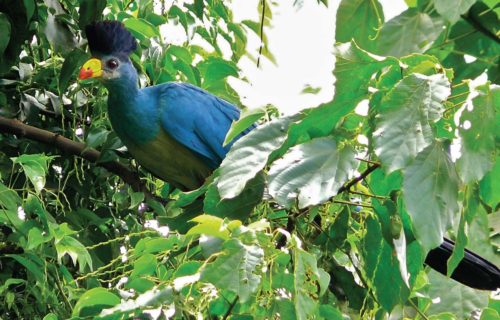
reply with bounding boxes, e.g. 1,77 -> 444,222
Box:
85,20 -> 137,57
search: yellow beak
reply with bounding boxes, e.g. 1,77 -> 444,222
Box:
79,58 -> 103,80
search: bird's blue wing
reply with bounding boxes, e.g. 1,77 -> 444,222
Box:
154,82 -> 247,169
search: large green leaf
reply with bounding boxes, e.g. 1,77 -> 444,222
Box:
284,41 -> 397,147
201,238 -> 264,302
205,172 -> 264,221
268,137 -> 357,209
217,116 -> 298,199
335,0 -> 383,52
457,83 -> 498,183
374,73 -> 450,172
433,0 -> 477,23
427,270 -> 489,318
375,9 -> 444,57
402,141 -> 460,253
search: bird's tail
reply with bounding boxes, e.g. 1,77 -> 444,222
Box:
425,238 -> 500,291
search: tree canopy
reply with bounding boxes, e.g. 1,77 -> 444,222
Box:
0,0 -> 499,319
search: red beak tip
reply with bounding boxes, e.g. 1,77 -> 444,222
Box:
79,68 -> 92,80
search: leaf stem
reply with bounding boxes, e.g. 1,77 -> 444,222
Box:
223,296 -> 239,320
408,298 -> 429,320
348,190 -> 387,200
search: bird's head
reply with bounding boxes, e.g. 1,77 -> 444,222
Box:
79,20 -> 137,86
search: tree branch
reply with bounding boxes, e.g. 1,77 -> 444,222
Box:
337,163 -> 380,194
0,115 -> 150,196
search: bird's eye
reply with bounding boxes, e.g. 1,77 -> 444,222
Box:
106,59 -> 119,70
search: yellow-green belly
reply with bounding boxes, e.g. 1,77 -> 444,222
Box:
126,129 -> 213,190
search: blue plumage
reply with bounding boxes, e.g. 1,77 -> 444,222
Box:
81,20 -> 250,190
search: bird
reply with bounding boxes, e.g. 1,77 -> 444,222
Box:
79,20 -> 252,191
78,20 -> 500,291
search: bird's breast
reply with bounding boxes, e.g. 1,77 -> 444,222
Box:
126,128 -> 213,190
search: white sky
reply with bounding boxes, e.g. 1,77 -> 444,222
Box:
229,0 -> 407,114
160,1 -> 408,114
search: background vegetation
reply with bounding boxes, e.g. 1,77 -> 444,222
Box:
0,0 -> 499,319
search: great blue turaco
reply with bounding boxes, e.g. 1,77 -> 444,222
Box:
79,20 -> 500,291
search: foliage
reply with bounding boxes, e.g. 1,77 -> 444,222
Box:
0,0 -> 499,319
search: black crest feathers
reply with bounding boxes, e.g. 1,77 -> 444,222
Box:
85,20 -> 137,57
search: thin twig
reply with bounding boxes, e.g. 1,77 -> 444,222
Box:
256,0 -> 266,68
337,164 -> 380,194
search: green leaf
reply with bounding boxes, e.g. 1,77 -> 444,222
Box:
223,107 -> 264,146
124,17 -> 160,38
100,286 -> 175,317
125,278 -> 155,293
218,116 -> 298,199
27,227 -> 51,250
78,0 -> 107,29
457,84 -> 498,183
0,182 -> 21,212
480,308 -> 500,320
167,45 -> 193,64
187,214 -> 237,240
23,0 -> 35,21
447,186 -> 478,276
293,244 -> 326,320
72,287 -> 121,317
402,141 -> 460,253
11,154 -> 55,193
7,253 -> 45,284
433,0 -> 477,23
201,239 -> 263,302
0,13 -> 11,57
129,191 -> 144,209
268,137 -> 358,209
86,126 -> 109,149
427,269 -> 488,318
363,216 -> 421,312
59,48 -> 87,93
0,278 -> 25,295
285,41 -> 397,147
335,0 -> 383,52
374,73 -> 450,172
193,0 -> 205,19
198,57 -> 239,88
375,9 -> 445,57
480,155 -> 500,208
55,235 -> 92,272
300,85 -> 322,95
169,5 -> 188,32
206,171 -> 265,221
131,253 -> 157,278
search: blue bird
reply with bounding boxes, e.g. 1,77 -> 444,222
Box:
79,21 -> 250,190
